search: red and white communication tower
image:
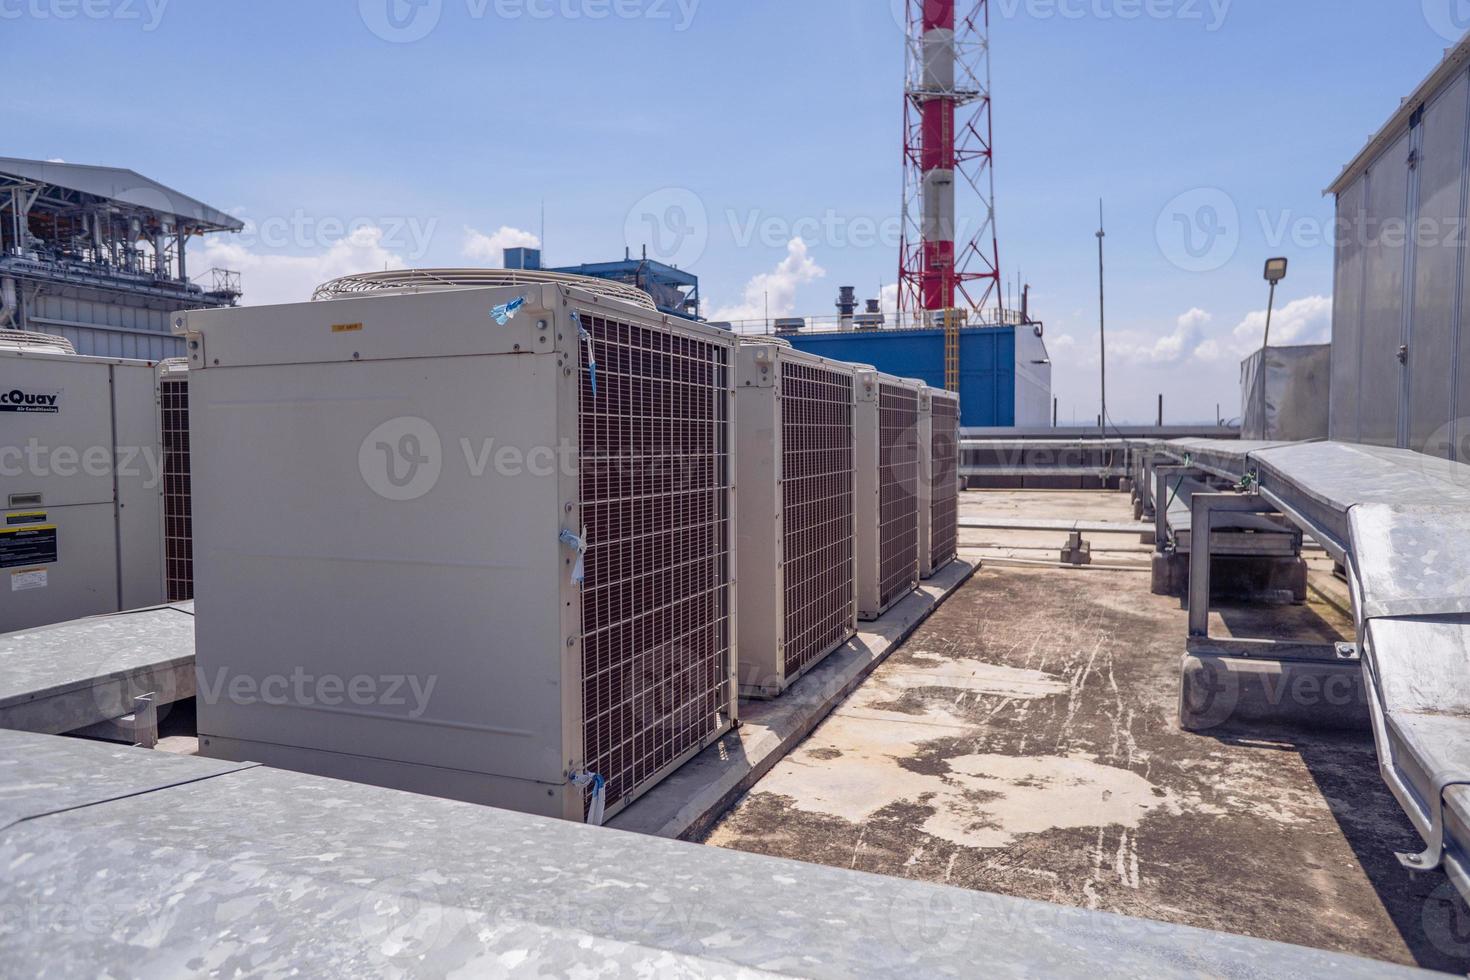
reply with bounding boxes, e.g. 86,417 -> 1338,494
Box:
898,0 -> 1001,321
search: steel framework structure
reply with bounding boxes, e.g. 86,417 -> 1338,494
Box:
898,0 -> 1001,320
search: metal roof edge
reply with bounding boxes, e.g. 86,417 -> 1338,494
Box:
0,157 -> 243,232
1326,33 -> 1470,197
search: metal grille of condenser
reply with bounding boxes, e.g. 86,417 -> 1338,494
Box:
159,371 -> 193,602
878,383 -> 920,609
929,392 -> 960,571
780,359 -> 855,680
577,313 -> 733,815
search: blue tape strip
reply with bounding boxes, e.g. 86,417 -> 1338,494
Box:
571,311 -> 598,397
491,297 -> 525,325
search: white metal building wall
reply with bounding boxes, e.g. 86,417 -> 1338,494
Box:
1013,325 -> 1053,428
1331,59 -> 1470,458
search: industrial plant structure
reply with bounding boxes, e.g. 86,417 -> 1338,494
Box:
0,158 -> 242,360
506,246 -> 701,321
779,0 -> 1052,428
787,304 -> 1051,428
897,0 -> 1000,316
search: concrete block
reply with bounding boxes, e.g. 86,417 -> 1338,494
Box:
1060,532 -> 1092,566
1151,552 -> 1308,603
1179,649 -> 1369,733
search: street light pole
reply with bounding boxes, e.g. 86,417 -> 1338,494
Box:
1259,257 -> 1289,438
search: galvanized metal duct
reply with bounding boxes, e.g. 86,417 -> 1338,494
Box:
1172,439 -> 1470,904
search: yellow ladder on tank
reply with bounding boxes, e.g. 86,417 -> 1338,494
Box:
943,307 -> 964,393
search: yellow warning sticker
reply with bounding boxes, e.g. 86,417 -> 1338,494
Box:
332,322 -> 364,334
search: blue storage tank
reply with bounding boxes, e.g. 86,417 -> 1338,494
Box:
786,326 -> 1052,429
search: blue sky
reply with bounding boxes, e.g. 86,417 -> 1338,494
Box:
5,1 -> 1462,422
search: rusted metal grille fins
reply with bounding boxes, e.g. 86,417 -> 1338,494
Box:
878,383 -> 920,609
780,360 -> 854,680
929,393 -> 960,571
160,375 -> 193,602
577,314 -> 732,816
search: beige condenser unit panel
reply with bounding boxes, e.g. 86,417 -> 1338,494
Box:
919,386 -> 961,579
735,342 -> 857,698
183,284 -> 738,823
0,346 -> 164,634
854,371 -> 922,622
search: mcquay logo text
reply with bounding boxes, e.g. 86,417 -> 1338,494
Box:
0,388 -> 61,414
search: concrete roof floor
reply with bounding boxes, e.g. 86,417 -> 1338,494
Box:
706,489 -> 1468,974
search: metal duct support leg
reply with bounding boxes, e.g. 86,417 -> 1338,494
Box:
1180,492 -> 1369,733
1398,773 -> 1470,872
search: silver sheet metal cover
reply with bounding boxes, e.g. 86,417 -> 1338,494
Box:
1240,344 -> 1330,442
0,728 -> 1425,978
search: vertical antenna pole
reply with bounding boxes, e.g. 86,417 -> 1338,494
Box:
1096,199 -> 1107,436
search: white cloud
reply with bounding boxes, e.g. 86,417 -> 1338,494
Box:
197,225 -> 408,306
462,226 -> 541,265
46,158 -> 65,163
709,238 -> 825,323
1153,307 -> 1212,363
1194,338 -> 1222,362
1111,307 -> 1214,366
1230,295 -> 1332,350
1046,295 -> 1334,424
879,283 -> 900,318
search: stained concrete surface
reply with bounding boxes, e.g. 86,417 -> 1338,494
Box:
607,560 -> 976,840
706,489 -> 1470,973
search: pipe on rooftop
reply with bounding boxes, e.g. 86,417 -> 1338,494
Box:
1,276 -> 16,327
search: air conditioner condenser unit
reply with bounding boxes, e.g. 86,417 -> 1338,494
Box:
919,385 -> 961,579
182,284 -> 739,823
0,342 -> 164,633
736,341 -> 857,698
854,371 -> 923,621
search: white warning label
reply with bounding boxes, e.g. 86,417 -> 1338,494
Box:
10,569 -> 47,592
